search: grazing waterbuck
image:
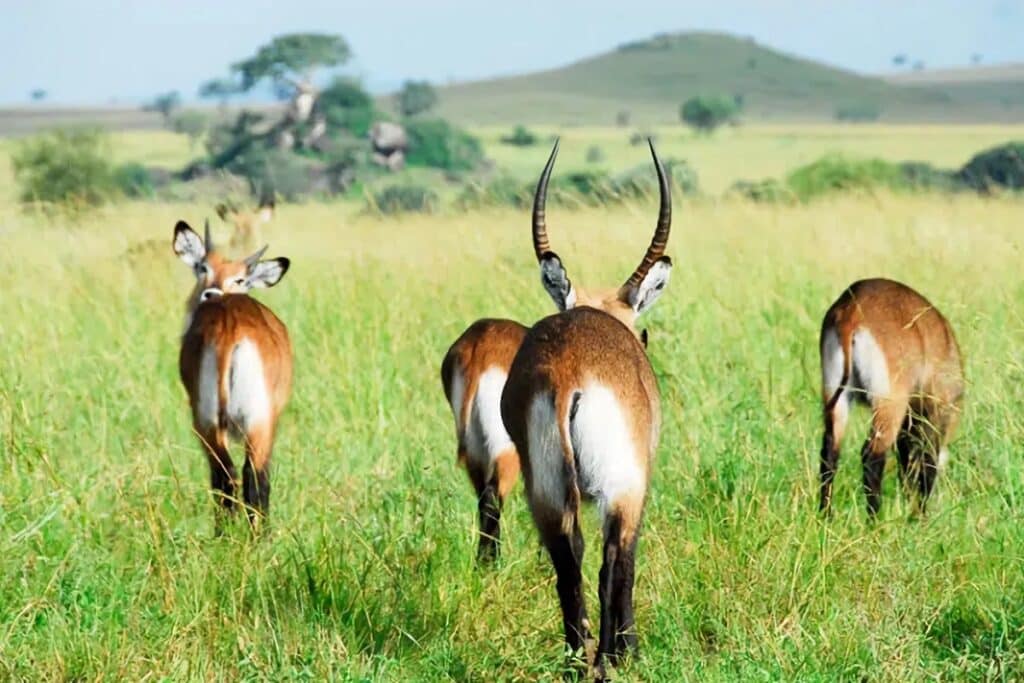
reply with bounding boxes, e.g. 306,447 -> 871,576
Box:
441,319 -> 528,562
818,278 -> 964,518
173,220 -> 292,531
500,139 -> 672,678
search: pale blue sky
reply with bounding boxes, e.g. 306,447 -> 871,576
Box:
1,0 -> 1021,105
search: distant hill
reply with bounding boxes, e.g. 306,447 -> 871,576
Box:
884,63 -> 1024,116
431,32 -> 1024,125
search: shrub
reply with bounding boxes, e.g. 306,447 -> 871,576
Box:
368,183 -> 439,214
316,77 -> 378,137
611,158 -> 699,198
899,161 -> 961,191
223,146 -> 326,200
834,102 -> 882,122
11,128 -> 117,209
958,142 -> 1024,192
500,125 -> 538,147
680,95 -> 740,133
396,80 -> 438,117
113,163 -> 157,198
728,178 -> 795,203
585,145 -> 606,164
404,118 -> 484,173
786,154 -> 906,201
616,110 -> 631,127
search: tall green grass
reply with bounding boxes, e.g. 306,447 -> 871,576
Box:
1,194 -> 1023,680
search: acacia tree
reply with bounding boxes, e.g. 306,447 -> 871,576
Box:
396,80 -> 438,117
680,95 -> 739,134
231,33 -> 350,122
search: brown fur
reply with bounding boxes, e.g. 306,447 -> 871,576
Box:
819,278 -> 963,516
175,225 -> 292,531
441,318 -> 528,560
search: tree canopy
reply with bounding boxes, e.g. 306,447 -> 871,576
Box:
231,33 -> 351,91
396,80 -> 438,117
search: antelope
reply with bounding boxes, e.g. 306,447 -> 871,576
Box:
173,220 -> 292,531
818,278 -> 964,518
441,318 -> 528,561
500,139 -> 672,678
216,196 -> 275,255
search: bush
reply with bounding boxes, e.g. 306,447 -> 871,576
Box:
611,157 -> 699,198
899,161 -> 961,191
680,95 -> 740,133
500,125 -> 538,147
786,154 -> 906,200
616,110 -> 631,127
396,80 -> 438,118
728,178 -> 795,203
958,142 -> 1024,192
835,102 -> 882,122
368,183 -> 439,214
585,145 -> 606,164
223,146 -> 327,200
113,163 -> 157,198
316,77 -> 378,137
404,118 -> 484,173
11,128 -> 117,209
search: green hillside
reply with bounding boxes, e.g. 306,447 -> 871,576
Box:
432,32 -> 1019,125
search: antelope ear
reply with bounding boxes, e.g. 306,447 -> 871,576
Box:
173,221 -> 206,268
246,257 -> 290,289
539,252 -> 576,312
623,256 -> 672,315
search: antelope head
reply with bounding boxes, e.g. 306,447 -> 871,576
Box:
531,138 -> 672,342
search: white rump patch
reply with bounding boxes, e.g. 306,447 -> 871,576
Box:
852,328 -> 891,403
465,367 -> 514,469
526,392 -> 567,513
196,345 -> 219,430
447,365 -> 466,436
571,384 -> 645,517
938,447 -> 950,469
821,328 -> 844,399
226,339 -> 270,438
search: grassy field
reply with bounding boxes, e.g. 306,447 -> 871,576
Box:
2,128 -> 1024,680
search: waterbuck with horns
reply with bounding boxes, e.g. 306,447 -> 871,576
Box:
818,278 -> 963,518
500,139 -> 672,677
173,220 -> 292,531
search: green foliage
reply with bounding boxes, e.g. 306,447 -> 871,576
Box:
368,183 -> 439,214
11,128 -> 117,209
223,146 -> 324,201
958,141 -> 1024,192
786,154 -> 907,200
230,33 -> 351,91
680,94 -> 740,133
404,118 -> 484,172
112,163 -> 156,198
728,178 -> 796,203
315,77 -> 377,137
611,157 -> 699,198
170,110 -> 209,147
198,78 -> 240,102
499,125 -> 538,147
396,80 -> 439,117
144,91 -> 181,120
834,101 -> 882,122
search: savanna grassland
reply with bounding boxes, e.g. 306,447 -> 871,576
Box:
2,126 -> 1024,681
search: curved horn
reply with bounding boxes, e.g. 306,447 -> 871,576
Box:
624,138 -> 672,289
244,244 -> 269,268
204,219 -> 214,254
532,138 -> 560,260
